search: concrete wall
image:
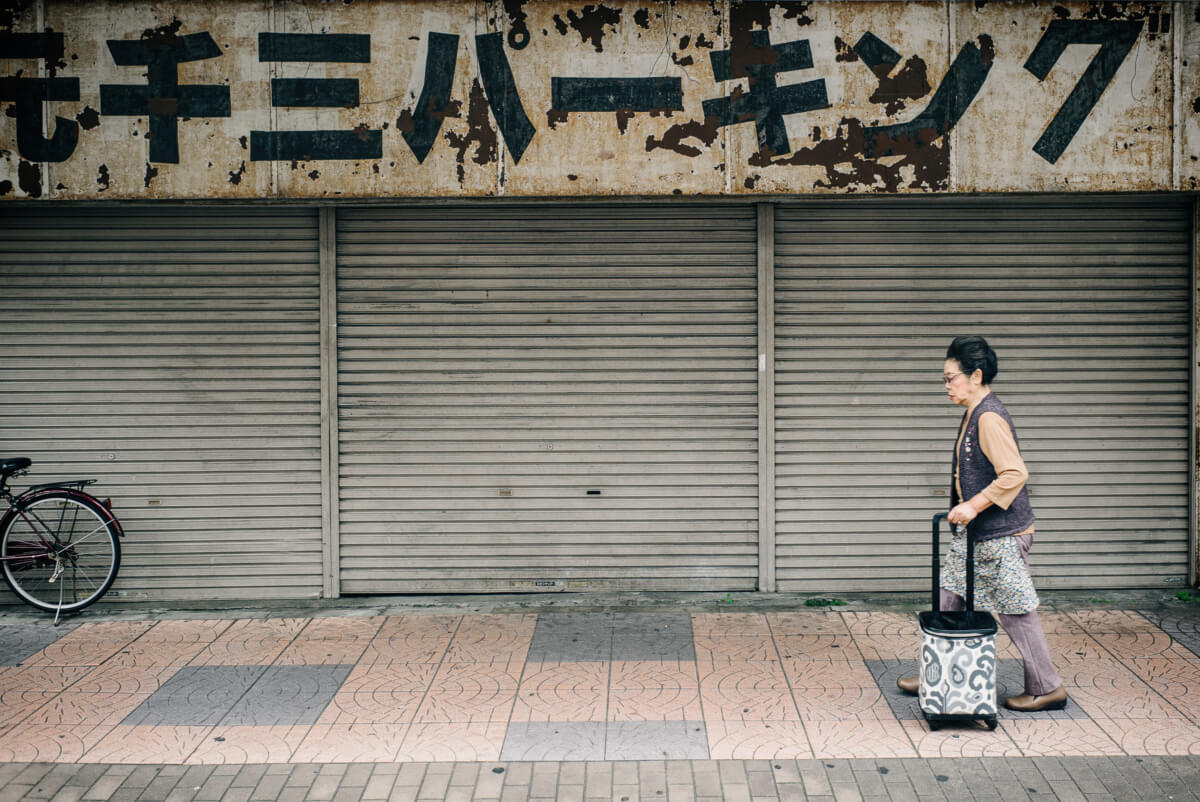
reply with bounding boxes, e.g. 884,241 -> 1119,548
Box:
1,0 -> 1196,200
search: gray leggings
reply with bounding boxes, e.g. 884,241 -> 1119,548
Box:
939,533 -> 1063,696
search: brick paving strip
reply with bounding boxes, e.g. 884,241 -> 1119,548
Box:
1,757 -> 1200,801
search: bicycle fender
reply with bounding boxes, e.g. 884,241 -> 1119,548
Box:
18,487 -> 125,538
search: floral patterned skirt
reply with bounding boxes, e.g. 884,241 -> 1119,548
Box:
939,528 -> 1039,615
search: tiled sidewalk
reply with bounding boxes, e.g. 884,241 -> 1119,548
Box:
1,608 -> 1199,763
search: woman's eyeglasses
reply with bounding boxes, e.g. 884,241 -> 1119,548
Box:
942,372 -> 964,385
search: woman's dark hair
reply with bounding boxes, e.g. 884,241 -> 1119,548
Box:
947,335 -> 998,384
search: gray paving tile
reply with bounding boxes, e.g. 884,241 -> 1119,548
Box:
500,722 -> 605,761
122,666 -> 266,726
526,614 -> 613,663
220,665 -> 353,726
604,722 -> 708,760
0,624 -> 79,666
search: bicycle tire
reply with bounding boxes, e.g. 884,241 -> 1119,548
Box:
1,489 -> 121,613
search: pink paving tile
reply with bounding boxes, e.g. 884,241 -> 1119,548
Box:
608,687 -> 703,721
374,615 -> 461,637
766,612 -> 849,636
1091,631 -> 1196,660
1068,685 -> 1187,720
840,612 -> 920,637
1122,658 -> 1200,714
443,616 -> 535,664
773,635 -> 863,662
1057,658 -> 1147,691
18,621 -> 155,666
1038,612 -> 1090,636
1001,719 -> 1124,757
1044,632 -> 1113,663
901,719 -> 1022,758
291,724 -> 408,762
691,613 -> 771,638
22,691 -> 149,726
317,690 -> 425,725
339,661 -> 438,695
1068,610 -> 1161,634
396,722 -> 507,761
792,687 -> 895,721
1093,717 -> 1200,756
415,662 -> 520,723
804,720 -> 918,759
98,640 -> 209,668
610,661 -> 700,690
0,693 -> 58,728
511,687 -> 606,723
0,724 -> 114,763
361,632 -> 453,663
64,663 -> 181,695
297,616 -> 385,641
699,670 -> 799,722
273,638 -> 369,665
781,658 -> 876,689
519,661 -> 609,691
82,725 -> 213,763
187,619 -> 307,666
139,619 -> 232,645
706,720 -> 812,759
693,634 -> 779,664
850,633 -> 921,662
0,666 -> 93,695
186,725 -> 312,764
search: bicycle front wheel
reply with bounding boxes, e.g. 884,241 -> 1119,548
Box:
1,490 -> 121,613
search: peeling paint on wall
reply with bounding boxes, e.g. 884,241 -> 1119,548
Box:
0,0 -> 1191,199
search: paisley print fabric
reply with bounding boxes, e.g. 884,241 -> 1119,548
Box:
940,527 -> 1039,615
919,631 -> 998,717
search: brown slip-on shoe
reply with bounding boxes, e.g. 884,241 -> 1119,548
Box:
896,676 -> 919,695
1004,685 -> 1068,712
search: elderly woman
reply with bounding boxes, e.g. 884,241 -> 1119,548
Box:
897,335 -> 1067,712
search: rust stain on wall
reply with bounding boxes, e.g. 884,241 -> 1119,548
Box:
553,4 -> 622,53
444,79 -> 498,185
645,116 -> 720,158
17,158 -> 40,196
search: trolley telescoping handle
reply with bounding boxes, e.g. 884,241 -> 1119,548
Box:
931,512 -> 976,612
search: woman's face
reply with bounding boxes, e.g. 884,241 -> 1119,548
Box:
943,358 -> 971,406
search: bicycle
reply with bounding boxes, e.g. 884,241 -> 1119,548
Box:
0,457 -> 124,623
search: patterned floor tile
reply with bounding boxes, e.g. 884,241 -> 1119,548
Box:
82,724 -> 213,763
693,634 -> 779,664
705,720 -> 811,759
396,722 -> 507,761
853,633 -> 922,662
698,660 -> 789,690
1043,632 -> 1114,663
1001,718 -> 1124,756
609,660 -> 699,689
121,666 -> 266,726
188,618 -> 307,666
0,665 -> 92,695
782,658 -> 876,689
900,719 -> 1022,757
186,725 -> 312,764
792,686 -> 894,720
608,686 -> 702,721
0,624 -> 80,666
1068,610 -> 1161,634
23,691 -> 149,726
499,721 -> 605,760
606,721 -> 708,759
611,613 -> 695,661
220,664 -> 353,726
512,661 -> 607,722
140,619 -> 231,645
840,612 -> 920,637
699,684 -> 798,722
361,629 -> 454,663
291,723 -> 408,762
17,621 -> 154,666
1058,657 -> 1151,690
338,661 -> 437,695
273,638 -> 370,666
1092,631 -> 1197,660
446,615 -> 537,664
1093,717 -> 1200,755
415,662 -> 520,723
1037,611 -> 1090,635
766,612 -> 850,636
804,720 -> 918,758
66,662 -> 182,695
0,693 -> 62,728
0,723 -> 113,762
524,614 -> 613,663
1142,613 -> 1200,658
773,635 -> 863,662
691,613 -> 771,638
1069,685 -> 1187,720
317,690 -> 424,725
296,616 -> 384,641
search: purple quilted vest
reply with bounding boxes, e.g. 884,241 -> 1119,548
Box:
952,393 -> 1036,541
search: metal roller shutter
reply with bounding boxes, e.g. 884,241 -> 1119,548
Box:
336,204 -> 759,593
774,197 -> 1192,592
0,207 -> 324,602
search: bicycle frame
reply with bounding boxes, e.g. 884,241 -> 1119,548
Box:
0,482 -> 125,566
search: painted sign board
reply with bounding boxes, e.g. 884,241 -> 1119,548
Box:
1,0 -> 1196,199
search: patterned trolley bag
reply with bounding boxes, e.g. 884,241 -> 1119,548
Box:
918,512 -> 999,731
